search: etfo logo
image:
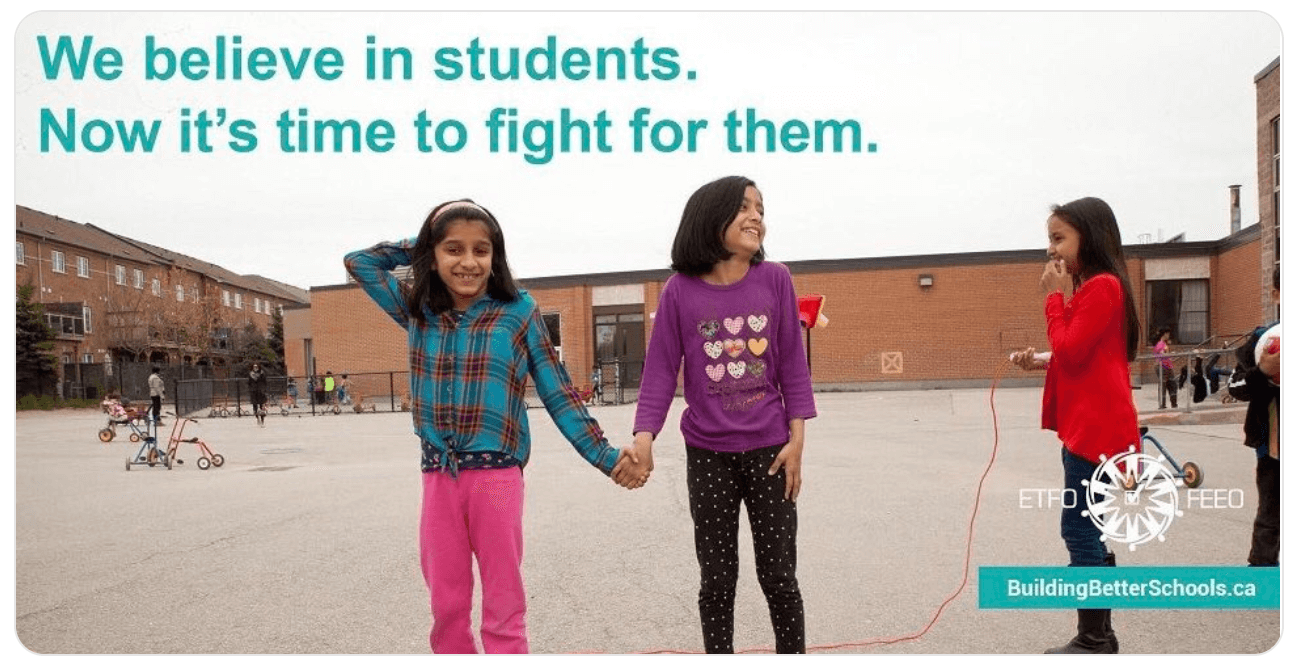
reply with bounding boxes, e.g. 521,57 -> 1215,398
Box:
1082,448 -> 1184,552
1019,445 -> 1243,553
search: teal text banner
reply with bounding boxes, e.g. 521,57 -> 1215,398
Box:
979,566 -> 1279,609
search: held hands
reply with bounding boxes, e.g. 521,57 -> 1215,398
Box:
1040,259 -> 1073,299
611,433 -> 655,490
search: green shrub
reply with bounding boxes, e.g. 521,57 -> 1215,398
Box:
15,395 -> 103,410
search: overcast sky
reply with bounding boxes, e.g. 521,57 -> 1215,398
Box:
7,10 -> 1284,294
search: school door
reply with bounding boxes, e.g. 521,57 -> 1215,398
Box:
594,307 -> 645,388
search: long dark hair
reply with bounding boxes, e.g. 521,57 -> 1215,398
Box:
670,175 -> 766,276
405,199 -> 519,323
1050,197 -> 1140,361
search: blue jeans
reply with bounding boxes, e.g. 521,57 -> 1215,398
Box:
1061,448 -> 1114,567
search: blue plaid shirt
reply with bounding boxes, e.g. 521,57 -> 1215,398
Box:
344,239 -> 621,476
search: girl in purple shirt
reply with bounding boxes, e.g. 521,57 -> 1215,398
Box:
616,176 -> 817,653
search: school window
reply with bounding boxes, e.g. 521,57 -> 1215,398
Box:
235,293 -> 243,310
115,264 -> 126,285
76,256 -> 90,278
542,313 -> 562,346
1146,279 -> 1210,345
83,305 -> 92,333
176,284 -> 185,302
16,241 -> 25,265
541,313 -> 563,363
1273,115 -> 1281,268
52,250 -> 65,273
223,289 -> 231,306
152,278 -> 162,296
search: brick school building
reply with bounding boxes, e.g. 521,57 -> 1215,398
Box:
293,220 -> 1264,393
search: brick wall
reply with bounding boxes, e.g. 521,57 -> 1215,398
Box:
319,250 -> 1277,391
1214,239 -> 1264,339
790,261 -> 1049,384
1255,59 -> 1280,321
309,284 -> 408,376
525,284 -> 592,377
283,306 -> 311,377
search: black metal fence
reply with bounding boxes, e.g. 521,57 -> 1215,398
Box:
174,371 -> 412,418
167,364 -> 636,419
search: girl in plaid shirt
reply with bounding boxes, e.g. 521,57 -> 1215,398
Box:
345,199 -> 644,654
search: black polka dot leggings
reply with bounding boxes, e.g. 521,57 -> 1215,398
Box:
686,443 -> 805,654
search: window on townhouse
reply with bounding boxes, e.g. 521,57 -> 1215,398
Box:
82,353 -> 94,364
44,303 -> 85,337
223,289 -> 231,306
83,305 -> 93,333
52,250 -> 66,273
76,256 -> 90,278
152,278 -> 161,296
235,293 -> 243,310
16,242 -> 25,265
176,284 -> 185,302
254,297 -> 262,313
115,264 -> 126,285
133,268 -> 144,289
1146,279 -> 1210,346
214,327 -> 231,350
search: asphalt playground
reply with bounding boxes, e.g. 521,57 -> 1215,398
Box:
11,385 -> 1284,655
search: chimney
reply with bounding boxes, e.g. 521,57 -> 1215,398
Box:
1229,184 -> 1242,234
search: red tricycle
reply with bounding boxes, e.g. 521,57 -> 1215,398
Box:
163,414 -> 226,471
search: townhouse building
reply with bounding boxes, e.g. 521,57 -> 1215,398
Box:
15,205 -> 308,398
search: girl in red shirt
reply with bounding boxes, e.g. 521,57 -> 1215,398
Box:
1013,196 -> 1141,654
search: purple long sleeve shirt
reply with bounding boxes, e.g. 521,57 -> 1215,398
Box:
633,261 -> 817,452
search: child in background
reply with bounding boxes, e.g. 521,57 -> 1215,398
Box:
101,392 -> 133,423
1154,329 -> 1178,408
1013,196 -> 1142,654
1228,267 -> 1280,566
617,176 -> 816,653
345,199 -> 644,654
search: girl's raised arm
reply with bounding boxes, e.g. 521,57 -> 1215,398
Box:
343,238 -> 416,329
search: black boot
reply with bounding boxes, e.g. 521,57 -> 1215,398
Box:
1102,554 -> 1119,652
1045,609 -> 1118,654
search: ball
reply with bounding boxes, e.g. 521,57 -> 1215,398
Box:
1254,323 -> 1280,383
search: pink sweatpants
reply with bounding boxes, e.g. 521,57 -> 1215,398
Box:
419,467 -> 527,654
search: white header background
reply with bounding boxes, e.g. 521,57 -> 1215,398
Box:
10,11 -> 1282,290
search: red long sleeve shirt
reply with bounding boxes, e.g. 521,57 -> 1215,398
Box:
1040,273 -> 1141,464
